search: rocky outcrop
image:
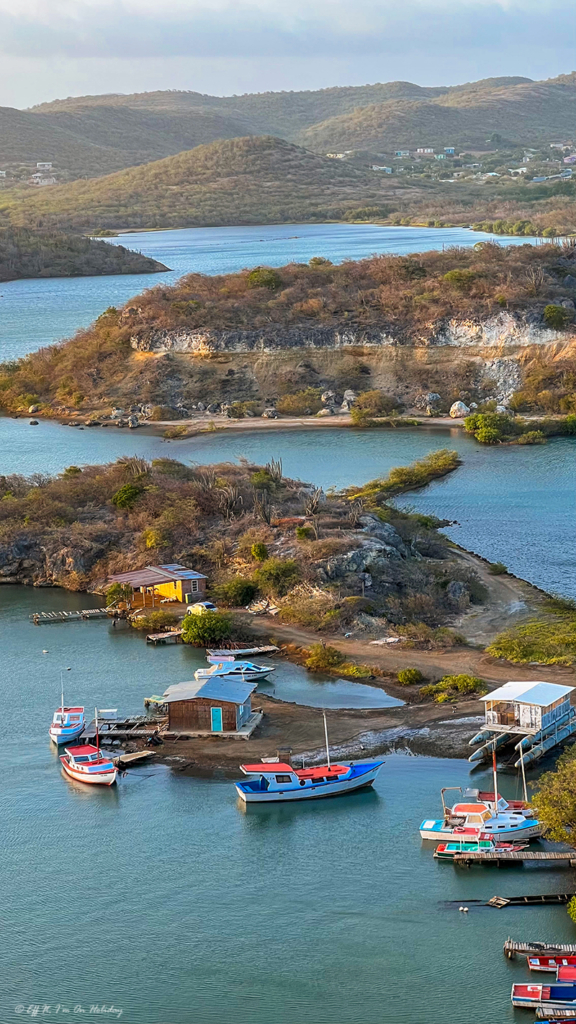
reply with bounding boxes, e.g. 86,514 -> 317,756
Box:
318,516 -> 412,582
130,310 -> 569,355
0,529 -> 121,586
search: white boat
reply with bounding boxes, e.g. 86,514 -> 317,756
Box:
195,660 -> 274,683
420,802 -> 543,841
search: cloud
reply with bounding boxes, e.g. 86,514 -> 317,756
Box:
0,0 -> 575,61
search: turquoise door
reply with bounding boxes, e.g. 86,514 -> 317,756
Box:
211,707 -> 223,732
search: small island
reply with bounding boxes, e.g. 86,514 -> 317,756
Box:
0,225 -> 169,282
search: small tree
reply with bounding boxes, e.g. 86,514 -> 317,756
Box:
254,557 -> 299,597
531,747 -> 576,846
106,582 -> 133,607
247,267 -> 282,290
251,542 -> 268,561
181,611 -> 232,647
397,668 -> 424,685
111,482 -> 141,509
544,304 -> 573,330
305,644 -> 345,671
214,578 -> 258,607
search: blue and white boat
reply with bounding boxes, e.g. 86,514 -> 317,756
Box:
195,660 -> 274,683
419,802 -> 543,842
49,705 -> 85,745
236,759 -> 384,803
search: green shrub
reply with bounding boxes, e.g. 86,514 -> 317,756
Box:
250,469 -> 276,491
568,896 -> 576,924
296,525 -> 315,540
254,557 -> 300,597
214,578 -> 258,607
149,406 -> 181,421
544,304 -> 573,330
247,267 -> 282,290
111,482 -> 141,509
487,616 -> 576,665
181,611 -> 232,646
443,269 -> 476,292
421,674 -> 487,701
308,256 -> 333,267
305,644 -> 345,671
475,426 -> 501,444
131,610 -> 179,631
515,430 -> 546,445
251,542 -> 268,561
488,561 -> 508,575
397,668 -> 424,685
276,389 -> 323,416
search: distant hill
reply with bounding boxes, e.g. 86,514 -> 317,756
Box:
0,75 -> 552,180
0,226 -> 168,281
0,136 -> 400,232
296,80 -> 576,152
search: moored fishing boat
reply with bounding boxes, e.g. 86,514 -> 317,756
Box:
49,705 -> 85,745
420,803 -> 543,842
235,709 -> 383,803
511,983 -> 576,1010
236,759 -> 384,802
60,744 -> 117,785
433,831 -> 529,859
530,958 -> 576,973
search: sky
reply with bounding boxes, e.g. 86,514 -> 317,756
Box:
0,0 -> 574,108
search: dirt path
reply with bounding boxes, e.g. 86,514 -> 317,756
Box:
452,547 -> 549,645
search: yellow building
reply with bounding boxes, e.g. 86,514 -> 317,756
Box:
107,563 -> 208,606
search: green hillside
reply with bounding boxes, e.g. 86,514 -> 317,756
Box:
0,136 -> 400,232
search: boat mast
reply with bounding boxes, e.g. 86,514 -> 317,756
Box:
95,706 -> 99,751
492,740 -> 499,817
60,670 -> 64,718
323,710 -> 331,769
519,746 -> 529,805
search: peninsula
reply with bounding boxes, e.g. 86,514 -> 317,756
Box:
2,242 -> 576,420
0,225 -> 169,282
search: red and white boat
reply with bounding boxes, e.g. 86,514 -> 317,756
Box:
60,744 -> 117,785
60,708 -> 117,786
529,957 -> 576,973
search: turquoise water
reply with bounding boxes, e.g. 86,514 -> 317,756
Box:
1,584 -> 574,1024
2,417 -> 575,598
0,223 -> 539,362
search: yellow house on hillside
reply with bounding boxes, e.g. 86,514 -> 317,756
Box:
107,563 -> 208,606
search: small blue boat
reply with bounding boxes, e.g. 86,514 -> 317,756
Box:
49,705 -> 85,745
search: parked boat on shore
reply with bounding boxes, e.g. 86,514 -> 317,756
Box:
195,660 -> 274,683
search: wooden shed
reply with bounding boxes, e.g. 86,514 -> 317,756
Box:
163,677 -> 257,734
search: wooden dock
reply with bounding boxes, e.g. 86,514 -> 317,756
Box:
504,938 -> 576,959
146,629 -> 183,644
206,645 -> 279,657
30,608 -> 109,624
80,717 -> 166,744
453,850 -> 576,867
488,892 -> 576,908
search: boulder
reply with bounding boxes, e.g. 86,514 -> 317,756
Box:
321,390 -> 336,404
446,580 -> 470,610
342,389 -> 357,404
128,415 -> 139,428
262,408 -> 278,419
29,419 -> 38,426
561,298 -> 575,309
495,405 -> 509,414
358,515 -> 410,557
28,404 -> 39,414
316,407 -> 333,416
197,401 -> 206,411
563,275 -> 576,289
206,403 -> 220,413
449,401 -> 470,418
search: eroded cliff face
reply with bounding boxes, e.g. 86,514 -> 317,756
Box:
130,311 -> 568,355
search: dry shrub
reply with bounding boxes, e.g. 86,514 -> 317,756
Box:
279,592 -> 337,628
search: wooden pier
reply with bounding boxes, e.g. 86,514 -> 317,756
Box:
504,938 -> 576,959
30,608 -> 109,624
146,629 -> 183,644
488,892 -> 576,908
80,717 -> 166,744
453,850 -> 576,867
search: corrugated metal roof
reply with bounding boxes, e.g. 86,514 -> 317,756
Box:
107,563 -> 207,587
163,677 -> 256,705
481,680 -> 574,707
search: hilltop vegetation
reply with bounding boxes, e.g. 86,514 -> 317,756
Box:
4,74 -> 570,182
0,226 -> 168,282
0,454 -> 481,643
2,242 -> 576,416
0,137 -> 396,232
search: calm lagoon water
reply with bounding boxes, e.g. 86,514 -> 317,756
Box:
0,222 -> 539,362
1,584 -> 573,1024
